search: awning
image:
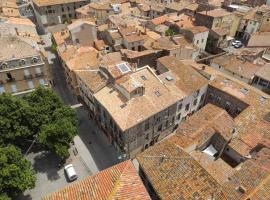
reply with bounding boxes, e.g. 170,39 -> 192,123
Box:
202,144 -> 218,157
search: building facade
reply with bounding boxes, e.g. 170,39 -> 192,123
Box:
0,36 -> 49,95
32,0 -> 89,32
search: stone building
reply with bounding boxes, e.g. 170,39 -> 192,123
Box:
75,57 -> 208,158
0,36 -> 49,95
32,0 -> 89,32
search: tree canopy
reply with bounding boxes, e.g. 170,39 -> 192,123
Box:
0,87 -> 78,198
0,145 -> 36,198
0,87 -> 78,158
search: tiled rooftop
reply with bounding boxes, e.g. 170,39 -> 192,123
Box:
43,160 -> 151,200
94,66 -> 183,131
209,75 -> 270,156
157,56 -> 208,95
211,54 -> 263,79
0,36 -> 39,61
33,0 -> 86,7
137,139 -> 227,200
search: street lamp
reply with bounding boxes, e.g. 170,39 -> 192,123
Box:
24,134 -> 38,156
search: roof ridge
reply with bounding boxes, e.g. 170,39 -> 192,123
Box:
107,161 -> 130,200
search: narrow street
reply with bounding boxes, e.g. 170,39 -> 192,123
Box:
41,34 -> 120,172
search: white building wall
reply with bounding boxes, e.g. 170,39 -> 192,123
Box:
193,31 -> 209,51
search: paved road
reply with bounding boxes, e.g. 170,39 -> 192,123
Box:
42,33 -> 120,171
17,149 -> 91,200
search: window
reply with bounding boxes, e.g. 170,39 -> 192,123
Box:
177,113 -> 181,120
217,97 -> 221,104
185,103 -> 190,111
35,67 -> 41,74
6,73 -> 13,81
145,122 -> 149,131
11,84 -> 17,93
39,79 -> 45,85
0,85 -> 5,94
28,80 -> 34,89
193,99 -> 198,106
75,39 -> 80,44
62,7 -> 64,12
24,69 -> 30,76
178,103 -> 182,111
202,39 -> 204,43
196,40 -> 199,44
158,124 -> 162,131
20,59 -> 26,65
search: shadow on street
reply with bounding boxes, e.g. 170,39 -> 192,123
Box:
33,151 -> 61,181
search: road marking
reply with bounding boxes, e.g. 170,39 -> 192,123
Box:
71,104 -> 83,109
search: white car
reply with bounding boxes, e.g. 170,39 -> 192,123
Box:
64,164 -> 78,182
232,40 -> 242,46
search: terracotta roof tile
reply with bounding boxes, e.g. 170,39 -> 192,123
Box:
43,160 -> 151,200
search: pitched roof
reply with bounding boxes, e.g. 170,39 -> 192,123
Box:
94,66 -> 183,131
198,9 -> 231,18
172,104 -> 234,150
211,54 -> 262,80
0,36 -> 39,61
157,56 -> 208,95
33,0 -> 86,7
247,32 -> 270,47
43,160 -> 151,200
150,15 -> 169,26
136,139 -> 227,200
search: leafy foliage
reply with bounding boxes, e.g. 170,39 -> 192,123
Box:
0,87 -> 78,159
0,94 -> 33,146
0,145 -> 36,198
165,29 -> 175,36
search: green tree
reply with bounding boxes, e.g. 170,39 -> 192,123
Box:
0,94 -> 33,146
165,29 -> 175,36
0,145 -> 36,199
38,119 -> 77,160
25,87 -> 78,159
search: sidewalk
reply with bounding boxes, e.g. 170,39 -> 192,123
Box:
73,135 -> 99,175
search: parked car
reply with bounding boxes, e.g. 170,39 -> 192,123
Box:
233,43 -> 243,48
232,40 -> 242,48
64,164 -> 78,182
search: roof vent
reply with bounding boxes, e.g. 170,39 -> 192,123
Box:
240,88 -> 248,94
120,103 -> 127,108
260,96 -> 267,102
165,75 -> 173,81
237,185 -> 246,194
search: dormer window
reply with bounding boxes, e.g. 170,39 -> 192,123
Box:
20,59 -> 26,66
0,63 -> 8,69
32,57 -> 38,64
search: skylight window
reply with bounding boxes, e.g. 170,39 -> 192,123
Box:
240,88 -> 248,94
117,63 -> 131,74
165,75 -> 173,81
260,96 -> 267,102
141,75 -> 147,80
155,91 -> 161,97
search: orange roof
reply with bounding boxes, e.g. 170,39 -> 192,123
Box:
43,160 -> 151,200
150,15 -> 169,26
